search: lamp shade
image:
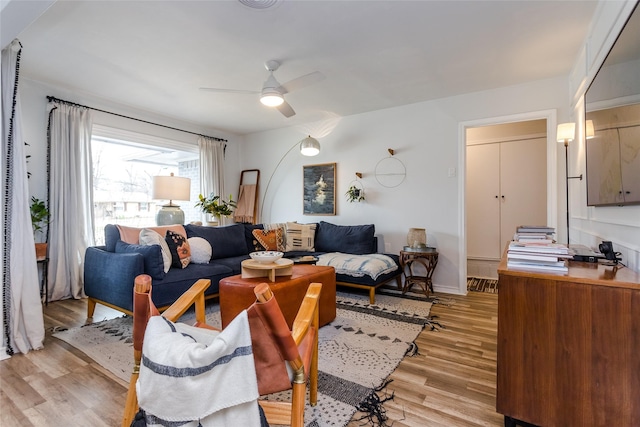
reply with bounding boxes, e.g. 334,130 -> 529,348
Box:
557,122 -> 575,143
260,90 -> 284,107
299,136 -> 320,156
586,120 -> 595,139
152,173 -> 191,203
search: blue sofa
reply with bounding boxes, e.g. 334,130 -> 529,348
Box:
84,221 -> 401,318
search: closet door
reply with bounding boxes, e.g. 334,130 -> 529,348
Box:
467,143 -> 501,259
499,138 -> 547,251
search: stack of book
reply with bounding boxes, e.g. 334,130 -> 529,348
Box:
513,225 -> 556,243
507,226 -> 570,273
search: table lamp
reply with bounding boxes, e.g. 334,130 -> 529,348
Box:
152,173 -> 191,225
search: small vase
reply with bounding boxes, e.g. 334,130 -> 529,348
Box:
407,228 -> 427,248
206,214 -> 220,227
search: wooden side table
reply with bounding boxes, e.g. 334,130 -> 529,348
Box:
399,248 -> 439,298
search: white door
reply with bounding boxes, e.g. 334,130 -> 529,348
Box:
467,137 -> 547,260
499,138 -> 547,252
466,143 -> 501,259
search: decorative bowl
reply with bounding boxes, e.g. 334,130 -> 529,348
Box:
250,251 -> 284,264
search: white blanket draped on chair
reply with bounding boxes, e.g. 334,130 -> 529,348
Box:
137,310 -> 262,426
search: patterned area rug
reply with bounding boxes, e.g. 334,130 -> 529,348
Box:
467,276 -> 499,293
53,291 -> 434,427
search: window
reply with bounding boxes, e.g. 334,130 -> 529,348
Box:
91,126 -> 200,245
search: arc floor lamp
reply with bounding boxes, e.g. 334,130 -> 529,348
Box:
260,136 -> 320,223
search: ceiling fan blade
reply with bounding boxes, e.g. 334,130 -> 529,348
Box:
199,87 -> 260,95
276,101 -> 296,118
279,71 -> 325,94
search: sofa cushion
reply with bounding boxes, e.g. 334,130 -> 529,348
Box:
315,221 -> 375,255
115,240 -> 165,280
165,230 -> 191,269
188,237 -> 212,264
185,224 -> 248,260
210,255 -> 250,276
285,222 -> 316,252
139,228 -> 172,273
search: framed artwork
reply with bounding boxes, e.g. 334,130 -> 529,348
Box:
303,163 -> 336,215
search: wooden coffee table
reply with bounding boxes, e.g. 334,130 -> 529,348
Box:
219,264 -> 336,328
241,258 -> 293,282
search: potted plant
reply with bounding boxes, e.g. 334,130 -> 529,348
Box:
345,185 -> 365,203
195,193 -> 237,225
30,196 -> 50,259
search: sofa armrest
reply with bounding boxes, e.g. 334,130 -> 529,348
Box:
84,246 -> 144,313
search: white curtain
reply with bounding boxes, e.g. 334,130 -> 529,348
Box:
47,101 -> 94,301
198,135 -> 226,201
1,39 -> 45,355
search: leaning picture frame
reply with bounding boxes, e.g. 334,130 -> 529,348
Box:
303,163 -> 336,215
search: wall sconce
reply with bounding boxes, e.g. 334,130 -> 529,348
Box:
557,122 -> 582,245
152,173 -> 191,225
586,120 -> 595,139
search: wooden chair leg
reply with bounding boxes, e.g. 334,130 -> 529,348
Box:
291,382 -> 306,427
122,371 -> 140,427
309,335 -> 318,405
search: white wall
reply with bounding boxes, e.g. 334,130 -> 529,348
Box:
568,0 -> 640,271
241,76 -> 570,294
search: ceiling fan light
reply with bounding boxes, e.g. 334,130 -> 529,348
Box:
299,136 -> 320,156
260,89 -> 284,107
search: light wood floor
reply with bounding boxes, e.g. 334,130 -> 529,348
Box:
1,291 -> 502,427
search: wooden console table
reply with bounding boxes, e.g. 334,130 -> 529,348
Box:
496,248 -> 640,427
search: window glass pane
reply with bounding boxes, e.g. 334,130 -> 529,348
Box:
91,135 -> 200,244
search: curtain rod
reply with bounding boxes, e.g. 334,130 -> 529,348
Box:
46,96 -> 227,142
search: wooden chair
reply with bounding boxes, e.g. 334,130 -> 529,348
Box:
122,274 -> 321,427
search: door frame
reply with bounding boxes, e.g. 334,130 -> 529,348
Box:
457,109 -> 559,294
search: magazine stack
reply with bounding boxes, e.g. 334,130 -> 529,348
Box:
507,226 -> 570,273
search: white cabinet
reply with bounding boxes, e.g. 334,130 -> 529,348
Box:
467,138 -> 547,260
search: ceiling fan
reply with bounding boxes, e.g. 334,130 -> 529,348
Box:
200,60 -> 324,118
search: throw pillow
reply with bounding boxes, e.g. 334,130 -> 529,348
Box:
252,228 -> 285,252
315,221 -> 376,254
114,240 -> 165,280
285,222 -> 317,252
188,237 -> 212,264
139,228 -> 172,273
165,230 -> 191,269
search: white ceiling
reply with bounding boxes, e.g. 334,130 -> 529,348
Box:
14,0 -> 598,136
